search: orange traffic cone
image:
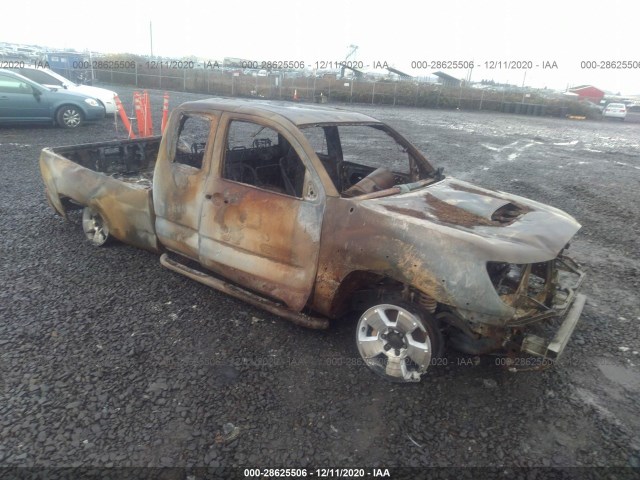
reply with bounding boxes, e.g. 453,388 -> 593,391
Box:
293,89 -> 299,101
114,95 -> 136,139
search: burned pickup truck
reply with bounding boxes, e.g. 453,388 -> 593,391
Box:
40,99 -> 585,382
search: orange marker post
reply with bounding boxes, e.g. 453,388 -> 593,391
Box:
114,95 -> 135,139
143,90 -> 153,137
133,92 -> 146,137
160,92 -> 169,134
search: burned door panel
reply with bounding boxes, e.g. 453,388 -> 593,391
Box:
153,111 -> 220,260
198,114 -> 324,311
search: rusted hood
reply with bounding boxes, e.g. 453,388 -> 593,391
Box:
365,177 -> 581,263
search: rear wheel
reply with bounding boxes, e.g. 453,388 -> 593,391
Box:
356,301 -> 443,382
82,207 -> 110,246
56,105 -> 84,128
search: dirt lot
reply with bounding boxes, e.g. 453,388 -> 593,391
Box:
1,86 -> 639,476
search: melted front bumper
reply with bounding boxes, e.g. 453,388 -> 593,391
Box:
521,293 -> 586,359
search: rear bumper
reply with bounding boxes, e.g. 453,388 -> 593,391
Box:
603,112 -> 626,119
521,293 -> 586,360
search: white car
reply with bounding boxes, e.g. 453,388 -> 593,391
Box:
602,103 -> 627,121
10,66 -> 117,114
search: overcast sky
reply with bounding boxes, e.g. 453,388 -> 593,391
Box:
3,0 -> 638,94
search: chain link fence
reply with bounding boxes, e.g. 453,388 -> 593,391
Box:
56,64 -> 592,118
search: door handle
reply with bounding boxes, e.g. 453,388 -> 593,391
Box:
205,192 -> 228,203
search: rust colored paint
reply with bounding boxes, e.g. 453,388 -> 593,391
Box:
311,197 -> 454,318
448,181 -> 513,201
199,180 -> 315,307
196,111 -> 325,311
383,205 -> 429,220
39,142 -> 160,252
423,193 -> 497,227
153,109 -> 222,260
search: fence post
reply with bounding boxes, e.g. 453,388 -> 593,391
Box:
479,90 -> 484,110
350,77 -> 354,103
135,62 -> 138,87
312,74 -> 316,101
372,81 -> 375,105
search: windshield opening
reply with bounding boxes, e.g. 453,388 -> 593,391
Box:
300,123 -> 438,198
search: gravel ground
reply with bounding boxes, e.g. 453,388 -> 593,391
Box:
1,85 -> 639,476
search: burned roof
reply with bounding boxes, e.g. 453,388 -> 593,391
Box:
180,98 -> 381,126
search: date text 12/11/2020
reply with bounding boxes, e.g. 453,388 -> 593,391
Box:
243,468 -> 391,477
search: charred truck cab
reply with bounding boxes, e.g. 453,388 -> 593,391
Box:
39,99 -> 586,383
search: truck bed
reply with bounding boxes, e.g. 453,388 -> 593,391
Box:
39,136 -> 163,252
52,136 -> 161,186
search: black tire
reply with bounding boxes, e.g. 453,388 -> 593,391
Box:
56,105 -> 84,128
355,299 -> 443,382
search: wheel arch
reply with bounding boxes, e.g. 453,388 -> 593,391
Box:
327,270 -> 389,318
328,269 -> 447,319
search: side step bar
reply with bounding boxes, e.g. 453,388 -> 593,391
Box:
160,253 -> 329,330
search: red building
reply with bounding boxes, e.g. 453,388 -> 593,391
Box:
568,85 -> 605,103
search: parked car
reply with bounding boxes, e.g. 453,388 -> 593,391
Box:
40,99 -> 585,383
8,66 -> 117,114
602,103 -> 627,121
0,70 -> 105,128
580,100 -> 603,113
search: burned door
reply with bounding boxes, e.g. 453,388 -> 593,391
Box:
154,111 -> 219,259
199,114 -> 325,311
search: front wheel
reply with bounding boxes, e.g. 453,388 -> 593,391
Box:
356,302 -> 443,382
56,105 -> 84,128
